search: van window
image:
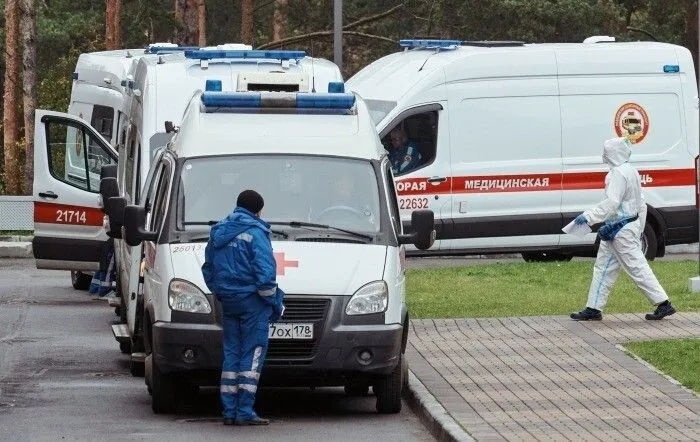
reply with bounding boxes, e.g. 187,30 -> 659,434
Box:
384,165 -> 401,234
381,111 -> 438,176
46,120 -> 116,192
90,105 -> 114,140
149,163 -> 172,233
124,140 -> 139,201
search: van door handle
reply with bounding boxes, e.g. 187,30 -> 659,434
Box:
38,191 -> 58,199
427,176 -> 447,184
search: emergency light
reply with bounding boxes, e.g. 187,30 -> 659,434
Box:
399,39 -> 462,50
205,79 -> 222,92
200,91 -> 355,110
663,64 -> 680,73
185,50 -> 306,61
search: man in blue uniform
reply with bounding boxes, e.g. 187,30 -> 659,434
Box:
202,190 -> 284,426
388,124 -> 423,175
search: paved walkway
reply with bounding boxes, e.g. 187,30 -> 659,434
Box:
408,313 -> 700,441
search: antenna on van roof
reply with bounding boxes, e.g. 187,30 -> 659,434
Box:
310,41 -> 316,93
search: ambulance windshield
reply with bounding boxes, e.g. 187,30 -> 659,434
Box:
177,155 -> 381,234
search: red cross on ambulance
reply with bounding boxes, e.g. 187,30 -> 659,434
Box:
274,252 -> 298,276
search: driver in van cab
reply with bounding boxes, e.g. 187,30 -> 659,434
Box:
313,174 -> 375,226
387,124 -> 423,175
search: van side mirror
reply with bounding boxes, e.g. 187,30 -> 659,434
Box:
398,210 -> 436,250
100,164 -> 118,180
105,196 -> 127,239
123,205 -> 158,247
99,178 -> 119,213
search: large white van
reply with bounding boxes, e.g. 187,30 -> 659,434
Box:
347,38 -> 699,261
105,48 -> 344,366
113,82 -> 434,414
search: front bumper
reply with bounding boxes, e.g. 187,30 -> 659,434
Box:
151,295 -> 405,385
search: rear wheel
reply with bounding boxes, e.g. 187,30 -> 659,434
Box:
642,222 -> 658,261
374,355 -> 405,414
71,271 -> 92,290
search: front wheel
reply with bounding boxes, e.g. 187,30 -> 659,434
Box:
71,271 -> 92,290
344,381 -> 370,396
642,222 -> 658,261
374,355 -> 406,414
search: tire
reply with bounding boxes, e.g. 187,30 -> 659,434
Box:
119,340 -> 131,354
374,355 -> 405,414
521,252 -> 572,262
344,381 -> 370,396
71,271 -> 92,290
151,357 -> 176,414
642,222 -> 658,261
129,357 -> 145,377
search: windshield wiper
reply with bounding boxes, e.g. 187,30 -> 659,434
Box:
182,221 -> 288,239
269,221 -> 373,241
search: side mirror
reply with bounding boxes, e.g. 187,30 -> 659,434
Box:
123,205 -> 157,247
105,196 -> 127,238
100,164 -> 118,180
398,210 -> 436,250
99,177 -> 119,213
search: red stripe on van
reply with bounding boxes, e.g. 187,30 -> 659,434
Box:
34,202 -> 104,226
396,168 -> 695,196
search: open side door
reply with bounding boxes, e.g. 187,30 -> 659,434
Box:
33,110 -> 117,270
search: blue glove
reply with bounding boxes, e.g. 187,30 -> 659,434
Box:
574,214 -> 588,225
268,287 -> 285,322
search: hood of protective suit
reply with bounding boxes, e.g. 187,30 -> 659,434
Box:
208,207 -> 270,249
602,137 -> 632,167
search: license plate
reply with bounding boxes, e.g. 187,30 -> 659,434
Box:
268,323 -> 314,340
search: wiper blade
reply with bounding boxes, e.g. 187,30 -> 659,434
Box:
183,222 -> 289,239
269,221 -> 373,241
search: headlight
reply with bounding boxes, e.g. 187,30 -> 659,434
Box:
345,281 -> 388,316
168,279 -> 212,314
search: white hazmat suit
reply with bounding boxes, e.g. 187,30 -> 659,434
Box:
580,137 -> 669,313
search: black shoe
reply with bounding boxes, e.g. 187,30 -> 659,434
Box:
223,418 -> 235,426
645,302 -> 676,320
236,417 -> 270,426
570,307 -> 602,321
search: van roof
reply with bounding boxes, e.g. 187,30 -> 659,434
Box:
74,49 -> 148,91
169,92 -> 384,161
131,51 -> 344,133
347,41 -> 692,125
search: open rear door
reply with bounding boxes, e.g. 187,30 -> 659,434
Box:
33,110 -> 117,270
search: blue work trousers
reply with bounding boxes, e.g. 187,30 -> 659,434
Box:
219,294 -> 271,421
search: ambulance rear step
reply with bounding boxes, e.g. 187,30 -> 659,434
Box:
111,323 -> 130,343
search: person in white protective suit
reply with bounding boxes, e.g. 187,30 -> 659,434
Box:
570,137 -> 676,321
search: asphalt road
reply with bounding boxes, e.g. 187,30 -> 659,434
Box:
0,259 -> 432,441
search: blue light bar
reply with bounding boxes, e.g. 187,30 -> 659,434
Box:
146,45 -> 199,54
328,81 -> 345,93
205,79 -> 222,92
663,64 -> 680,73
185,50 -> 306,61
296,93 -> 355,109
200,91 -> 355,110
399,39 -> 462,50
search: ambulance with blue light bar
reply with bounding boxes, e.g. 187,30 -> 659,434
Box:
35,44 -> 199,290
107,78 -> 435,414
102,48 -> 344,372
347,37 -> 699,262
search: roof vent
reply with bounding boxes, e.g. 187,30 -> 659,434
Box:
583,35 -> 616,44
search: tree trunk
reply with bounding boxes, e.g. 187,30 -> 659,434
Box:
197,0 -> 206,46
241,0 -> 254,45
114,0 -> 122,49
105,0 -> 116,49
174,0 -> 198,45
3,0 -> 21,195
20,0 -> 37,195
272,0 -> 287,41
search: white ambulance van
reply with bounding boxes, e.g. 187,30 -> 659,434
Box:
346,37 -> 699,261
113,81 -> 434,414
105,48 -> 344,367
36,45 -> 193,289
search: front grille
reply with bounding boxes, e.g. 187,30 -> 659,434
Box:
280,298 -> 329,321
266,297 -> 330,364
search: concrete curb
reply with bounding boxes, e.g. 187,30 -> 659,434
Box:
0,241 -> 32,258
403,371 -> 474,442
